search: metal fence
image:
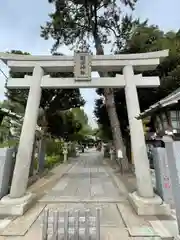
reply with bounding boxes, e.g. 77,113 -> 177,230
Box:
42,208 -> 101,240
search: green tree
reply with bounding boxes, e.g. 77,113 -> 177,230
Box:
47,109 -> 82,140
5,50 -> 85,140
123,25 -> 180,109
41,0 -> 138,171
94,24 -> 180,147
71,107 -> 93,141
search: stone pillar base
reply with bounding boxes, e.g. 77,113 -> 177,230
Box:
0,192 -> 36,216
128,191 -> 171,216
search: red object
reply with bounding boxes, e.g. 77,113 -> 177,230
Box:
164,183 -> 170,188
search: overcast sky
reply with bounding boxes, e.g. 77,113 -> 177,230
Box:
0,0 -> 179,127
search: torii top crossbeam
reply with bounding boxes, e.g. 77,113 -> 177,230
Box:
0,50 -> 168,73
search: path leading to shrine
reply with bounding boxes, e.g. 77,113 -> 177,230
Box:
0,149 -> 177,239
39,150 -> 127,203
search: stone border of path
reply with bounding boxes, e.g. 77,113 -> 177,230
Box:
102,159 -> 129,196
0,159 -> 77,236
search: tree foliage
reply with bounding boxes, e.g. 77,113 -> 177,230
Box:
124,25 -> 180,110
47,109 -> 82,140
94,23 -> 180,138
70,107 -> 94,141
41,0 -> 137,52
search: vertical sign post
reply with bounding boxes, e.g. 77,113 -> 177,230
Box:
152,147 -> 174,206
74,52 -> 91,81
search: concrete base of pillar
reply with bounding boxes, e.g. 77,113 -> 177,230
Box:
128,191 -> 171,216
0,192 -> 36,216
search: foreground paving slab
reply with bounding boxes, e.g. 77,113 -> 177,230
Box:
0,219 -> 42,240
101,226 -> 130,240
117,201 -> 174,239
0,219 -> 12,230
150,220 -> 177,240
118,201 -> 156,236
0,204 -> 45,236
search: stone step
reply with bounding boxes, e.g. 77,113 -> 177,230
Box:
39,197 -> 125,203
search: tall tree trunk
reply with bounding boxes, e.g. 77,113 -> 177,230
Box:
38,135 -> 46,174
29,135 -> 36,177
104,88 -> 129,172
92,33 -> 129,172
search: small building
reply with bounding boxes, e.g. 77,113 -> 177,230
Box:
138,87 -> 180,139
0,107 -> 21,125
0,107 -> 41,141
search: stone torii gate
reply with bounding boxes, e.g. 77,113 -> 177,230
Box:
0,50 -> 170,216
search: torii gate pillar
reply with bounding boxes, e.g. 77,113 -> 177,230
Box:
0,66 -> 44,216
123,65 -> 154,198
123,65 -> 170,215
10,66 -> 44,199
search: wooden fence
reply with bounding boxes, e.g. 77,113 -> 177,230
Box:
42,208 -> 101,240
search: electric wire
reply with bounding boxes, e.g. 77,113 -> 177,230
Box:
0,68 -> 8,79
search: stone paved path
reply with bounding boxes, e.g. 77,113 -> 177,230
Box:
0,149 -> 177,239
39,150 -> 127,203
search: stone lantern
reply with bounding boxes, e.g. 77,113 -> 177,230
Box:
63,142 -> 68,163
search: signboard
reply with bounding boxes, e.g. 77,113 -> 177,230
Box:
163,176 -> 170,189
74,52 -> 91,81
117,149 -> 123,158
152,148 -> 174,205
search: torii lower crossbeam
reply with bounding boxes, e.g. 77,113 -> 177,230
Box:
7,75 -> 160,89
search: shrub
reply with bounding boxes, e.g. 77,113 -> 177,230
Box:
46,139 -> 63,156
45,155 -> 64,169
0,139 -> 19,148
